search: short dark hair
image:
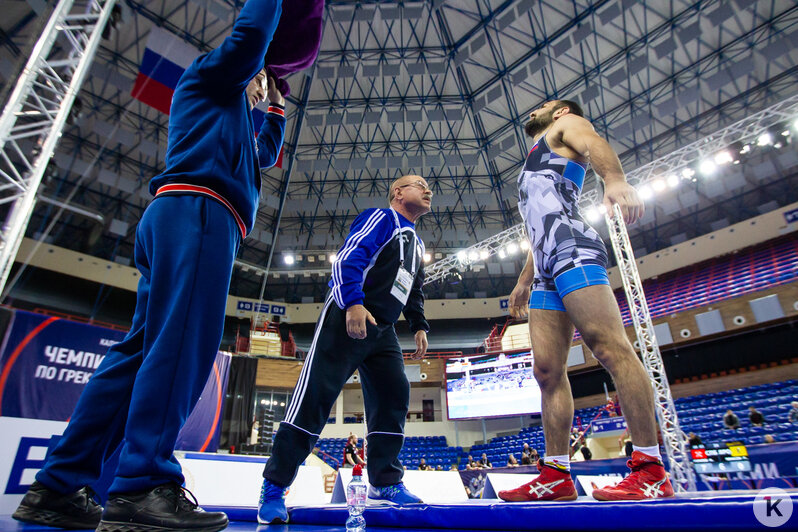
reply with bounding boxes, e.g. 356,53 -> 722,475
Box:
553,99 -> 584,118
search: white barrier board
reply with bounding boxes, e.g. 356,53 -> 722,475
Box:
575,474 -> 623,498
482,473 -> 539,499
0,417 -> 68,514
178,454 -> 329,507
332,469 -> 467,504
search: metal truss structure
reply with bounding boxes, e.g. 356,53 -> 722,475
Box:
425,92 -> 798,284
0,0 -> 116,296
1,0 -> 797,308
606,203 -> 696,493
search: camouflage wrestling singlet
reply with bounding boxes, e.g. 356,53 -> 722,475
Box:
517,134 -> 610,311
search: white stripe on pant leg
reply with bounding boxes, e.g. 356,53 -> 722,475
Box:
284,294 -> 334,423
284,294 -> 331,422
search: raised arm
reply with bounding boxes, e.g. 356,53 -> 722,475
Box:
195,0 -> 282,94
556,114 -> 643,224
256,77 -> 286,168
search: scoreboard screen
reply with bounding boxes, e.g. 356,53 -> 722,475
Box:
690,441 -> 752,474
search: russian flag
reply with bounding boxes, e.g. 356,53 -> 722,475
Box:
132,27 -> 282,166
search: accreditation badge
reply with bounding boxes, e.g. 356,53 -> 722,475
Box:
391,267 -> 413,305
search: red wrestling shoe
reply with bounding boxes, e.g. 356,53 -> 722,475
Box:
498,460 -> 577,502
592,451 -> 674,501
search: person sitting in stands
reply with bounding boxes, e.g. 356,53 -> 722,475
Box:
466,455 -> 479,470
748,406 -> 765,427
436,465 -> 443,471
507,454 -> 519,468
520,443 -> 533,465
688,433 -> 703,447
418,458 -> 430,471
723,409 -> 741,430
789,401 -> 798,423
479,453 -> 493,469
763,434 -> 776,444
344,434 -> 365,467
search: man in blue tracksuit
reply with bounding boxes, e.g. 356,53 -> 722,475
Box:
257,175 -> 434,524
11,0 -> 322,530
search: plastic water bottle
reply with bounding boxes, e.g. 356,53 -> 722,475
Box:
346,464 -> 366,531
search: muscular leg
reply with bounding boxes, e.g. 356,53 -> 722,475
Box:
528,309 -> 576,457
562,284 -> 658,447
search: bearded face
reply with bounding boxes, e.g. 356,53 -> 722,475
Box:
524,107 -> 555,138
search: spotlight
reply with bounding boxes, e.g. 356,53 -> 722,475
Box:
498,248 -> 507,259
283,254 -> 295,265
782,130 -> 790,137
681,168 -> 695,179
468,250 -> 479,262
520,240 -> 530,251
479,249 -> 490,260
423,252 -> 432,263
739,144 -> 751,154
652,179 -> 666,192
586,206 -> 601,223
756,132 -> 772,146
638,185 -> 653,200
774,142 -> 783,149
598,204 -> 607,214
714,150 -> 733,165
699,159 -> 716,176
794,118 -> 798,130
507,242 -> 519,255
329,253 -> 337,263
457,250 -> 467,262
667,174 -> 679,188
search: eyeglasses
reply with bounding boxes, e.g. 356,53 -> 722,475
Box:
398,181 -> 433,194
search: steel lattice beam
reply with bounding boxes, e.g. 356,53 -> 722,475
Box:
605,203 -> 696,493
0,0 -> 117,296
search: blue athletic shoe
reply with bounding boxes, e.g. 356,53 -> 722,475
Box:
366,482 -> 424,506
257,479 -> 288,525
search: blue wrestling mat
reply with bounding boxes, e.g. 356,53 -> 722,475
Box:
204,490 -> 798,531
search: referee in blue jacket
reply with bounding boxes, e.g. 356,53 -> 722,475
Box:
258,175 -> 434,524
13,0 -> 294,531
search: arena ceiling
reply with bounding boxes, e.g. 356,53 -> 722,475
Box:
1,0 -> 797,304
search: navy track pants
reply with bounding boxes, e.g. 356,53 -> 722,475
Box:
263,295 -> 410,488
37,195 -> 239,495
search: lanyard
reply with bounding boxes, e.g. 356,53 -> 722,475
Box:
390,208 -> 417,275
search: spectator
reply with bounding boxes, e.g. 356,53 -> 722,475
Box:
507,454 -> 519,468
723,410 -> 741,430
748,406 -> 765,427
466,455 -> 479,470
450,463 -> 458,471
580,447 -> 592,461
688,433 -> 703,447
570,427 -> 584,452
344,435 -> 365,467
789,401 -> 798,423
436,465 -> 443,471
418,458 -> 430,471
764,434 -> 776,444
528,447 -> 539,463
479,453 -> 492,469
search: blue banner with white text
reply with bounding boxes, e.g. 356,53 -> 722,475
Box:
0,309 -> 231,452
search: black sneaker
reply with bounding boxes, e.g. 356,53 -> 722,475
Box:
12,480 -> 103,529
97,483 -> 228,532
